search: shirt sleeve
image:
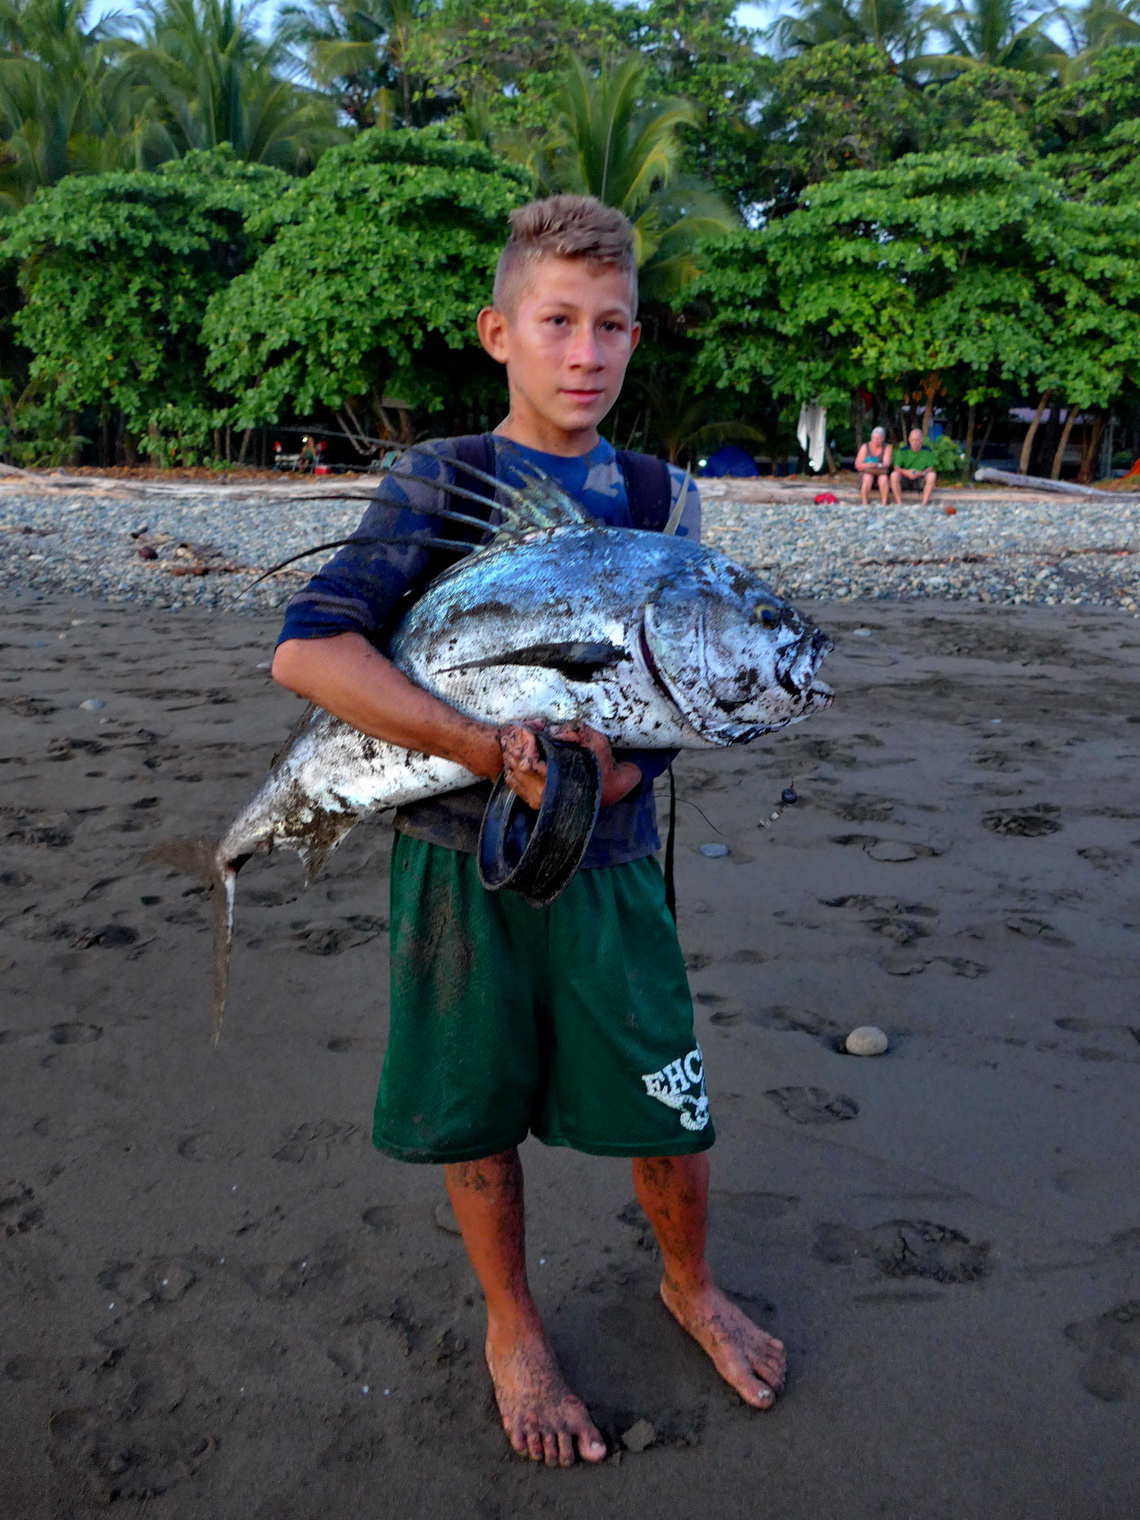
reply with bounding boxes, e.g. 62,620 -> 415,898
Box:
275,443 -> 489,647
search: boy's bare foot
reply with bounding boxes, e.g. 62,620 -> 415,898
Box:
485,1318 -> 607,1466
660,1279 -> 787,1409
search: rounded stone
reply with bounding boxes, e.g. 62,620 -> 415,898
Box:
78,698 -> 106,712
698,842 -> 730,858
845,1025 -> 889,1057
867,840 -> 918,862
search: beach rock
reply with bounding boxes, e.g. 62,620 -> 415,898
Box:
867,840 -> 918,862
78,698 -> 106,712
698,842 -> 730,858
433,1201 -> 461,1236
621,1418 -> 656,1454
138,544 -> 158,561
845,1025 -> 889,1057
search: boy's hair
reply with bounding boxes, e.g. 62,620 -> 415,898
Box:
493,195 -> 638,318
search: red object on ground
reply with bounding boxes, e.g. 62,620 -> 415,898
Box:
943,505 -> 957,515
314,464 -> 330,475
1121,457 -> 1140,480
814,492 -> 838,505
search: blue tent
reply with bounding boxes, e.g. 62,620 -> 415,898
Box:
698,444 -> 760,478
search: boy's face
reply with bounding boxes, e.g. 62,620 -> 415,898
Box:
477,256 -> 640,453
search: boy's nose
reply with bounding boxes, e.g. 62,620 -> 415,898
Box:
567,331 -> 604,370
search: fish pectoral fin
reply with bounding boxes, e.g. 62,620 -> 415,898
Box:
440,641 -> 628,681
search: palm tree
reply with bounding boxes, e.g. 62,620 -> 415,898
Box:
0,0 -> 155,209
769,0 -> 932,68
277,0 -> 439,129
535,55 -> 736,300
1045,0 -> 1140,80
927,0 -> 1053,69
127,0 -> 341,169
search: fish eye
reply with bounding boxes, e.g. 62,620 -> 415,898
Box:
755,606 -> 778,627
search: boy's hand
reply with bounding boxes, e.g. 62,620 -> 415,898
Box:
552,723 -> 642,807
498,724 -> 547,810
496,723 -> 641,810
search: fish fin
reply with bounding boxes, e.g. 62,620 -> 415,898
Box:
441,640 -> 628,679
149,837 -> 245,1046
663,466 -> 694,537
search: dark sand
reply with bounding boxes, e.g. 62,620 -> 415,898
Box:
2,592 -> 1139,1518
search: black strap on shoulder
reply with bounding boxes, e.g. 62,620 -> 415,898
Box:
616,448 -> 673,532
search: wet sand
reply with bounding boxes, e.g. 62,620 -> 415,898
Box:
1,591 -> 1139,1518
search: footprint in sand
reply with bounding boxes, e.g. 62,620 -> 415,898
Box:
814,1219 -> 991,1284
764,1086 -> 859,1123
982,805 -> 1061,837
1064,1302 -> 1140,1401
48,1398 -> 215,1503
285,916 -> 386,956
272,1118 -> 359,1164
50,1021 -> 103,1044
1,1181 -> 43,1237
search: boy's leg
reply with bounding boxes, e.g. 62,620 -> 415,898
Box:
632,1153 -> 787,1408
445,1148 -> 607,1467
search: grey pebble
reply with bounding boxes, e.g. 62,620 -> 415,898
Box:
867,840 -> 918,862
845,1025 -> 889,1057
621,1418 -> 656,1454
78,698 -> 106,711
699,842 -> 730,858
433,1201 -> 462,1235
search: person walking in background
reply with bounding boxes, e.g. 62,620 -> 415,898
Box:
891,428 -> 937,506
855,426 -> 891,506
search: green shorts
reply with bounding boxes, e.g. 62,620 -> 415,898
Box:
372,834 -> 714,1163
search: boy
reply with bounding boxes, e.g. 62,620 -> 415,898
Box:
271,196 -> 787,1467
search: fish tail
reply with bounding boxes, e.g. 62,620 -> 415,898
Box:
149,836 -> 246,1046
211,862 -> 238,1048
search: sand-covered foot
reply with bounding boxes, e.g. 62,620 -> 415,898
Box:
661,1280 -> 787,1409
485,1322 -> 607,1466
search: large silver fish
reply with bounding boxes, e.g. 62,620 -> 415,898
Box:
203,457 -> 833,1038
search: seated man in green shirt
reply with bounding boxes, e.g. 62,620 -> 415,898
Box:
890,428 -> 937,506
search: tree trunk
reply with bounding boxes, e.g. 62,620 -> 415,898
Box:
1018,391 -> 1051,474
237,428 -> 252,466
962,402 -> 976,484
1050,406 -> 1078,479
1077,412 -> 1105,483
852,392 -> 864,451
919,373 -> 939,439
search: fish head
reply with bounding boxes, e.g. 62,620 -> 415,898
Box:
642,557 -> 833,744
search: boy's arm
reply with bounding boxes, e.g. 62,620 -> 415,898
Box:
272,634 -> 641,809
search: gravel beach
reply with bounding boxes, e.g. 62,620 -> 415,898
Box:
3,471 -> 1138,614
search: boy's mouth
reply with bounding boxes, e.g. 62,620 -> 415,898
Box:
562,388 -> 605,403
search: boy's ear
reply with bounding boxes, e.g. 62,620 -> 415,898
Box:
477,306 -> 509,364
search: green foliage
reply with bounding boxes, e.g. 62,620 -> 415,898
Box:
918,65 -> 1045,156
685,152 -> 1140,420
202,128 -> 532,425
928,431 -> 965,474
1,149 -> 287,459
758,44 -> 920,213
